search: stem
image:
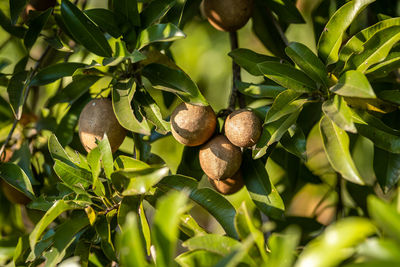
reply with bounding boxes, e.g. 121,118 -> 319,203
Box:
228,31 -> 245,110
0,46 -> 51,159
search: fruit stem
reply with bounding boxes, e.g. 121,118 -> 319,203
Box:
229,31 -> 245,110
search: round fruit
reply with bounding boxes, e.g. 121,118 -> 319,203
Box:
208,171 -> 244,195
78,99 -> 126,153
199,135 -> 242,180
30,0 -> 57,11
224,109 -> 262,147
1,180 -> 31,205
203,0 -> 254,32
171,102 -> 217,146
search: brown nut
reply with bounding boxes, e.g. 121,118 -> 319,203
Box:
199,135 -> 242,180
208,171 -> 244,195
203,0 -> 254,32
171,102 -> 217,146
78,99 -> 126,153
224,109 -> 262,147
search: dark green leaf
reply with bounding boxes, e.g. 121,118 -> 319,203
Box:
322,95 -> 356,133
0,162 -> 34,199
10,0 -> 28,24
24,8 -> 52,48
142,63 -> 207,105
53,159 -> 92,188
31,62 -> 86,86
61,0 -> 112,57
141,0 -> 177,27
103,41 -> 146,66
320,115 -> 364,185
242,152 -> 285,220
48,134 -> 74,165
373,147 -> 400,193
7,71 -> 28,119
138,23 -> 185,49
286,42 -> 329,88
113,0 -> 140,26
265,90 -> 303,124
262,0 -> 304,24
331,70 -> 375,98
0,9 -> 26,37
229,48 -> 279,76
84,9 -> 122,38
317,0 -> 375,65
280,124 -> 307,161
366,53 -> 400,80
95,215 -> 117,261
258,61 -> 317,93
237,81 -> 285,98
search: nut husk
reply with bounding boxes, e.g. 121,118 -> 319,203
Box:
199,135 -> 242,179
78,99 -> 126,153
171,102 -> 217,146
203,0 -> 254,32
208,171 -> 244,195
224,109 -> 262,147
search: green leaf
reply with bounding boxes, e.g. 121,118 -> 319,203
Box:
141,0 -> 177,27
330,70 -> 376,98
280,125 -> 307,161
103,41 -> 146,66
136,90 -> 170,135
242,152 -> 285,220
53,159 -> 93,189
7,71 -> 28,119
10,0 -> 28,25
138,23 -> 185,49
0,162 -> 34,199
118,212 -> 147,267
346,26 -> 400,73
152,190 -> 188,267
262,0 -> 304,24
356,238 -> 400,262
366,53 -> 400,80
336,17 -> 400,73
142,63 -> 207,105
214,236 -> 255,267
111,80 -> 151,135
373,147 -> 400,193
24,8 -> 52,48
0,9 -> 26,37
61,0 -> 112,57
267,226 -> 301,267
265,90 -> 303,124
114,155 -> 150,170
322,95 -> 356,133
258,61 -> 317,93
368,195 -> 400,243
296,217 -> 376,267
43,214 -> 89,267
84,9 -> 122,38
286,42 -> 329,88
48,134 -> 74,165
157,175 -> 238,239
30,62 -> 86,86
87,147 -> 106,197
317,0 -> 375,65
320,115 -> 364,185
95,215 -> 117,261
113,0 -> 140,26
229,48 -> 279,76
29,200 -> 82,250
176,250 -> 222,267
237,81 -> 285,98
98,135 -> 114,180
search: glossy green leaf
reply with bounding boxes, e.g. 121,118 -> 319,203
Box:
157,175 -> 238,239
320,115 -> 364,184
152,190 -> 188,267
356,237 -> 400,262
24,8 -> 52,48
330,70 -> 375,98
0,9 -> 26,37
61,0 -> 112,57
267,226 -> 301,267
265,90 -> 303,124
9,0 -> 27,24
322,95 -> 356,133
86,147 -> 106,197
142,63 -> 207,105
141,0 -> 177,27
30,62 -> 86,86
229,48 -> 279,76
258,61 -> 317,93
286,42 -> 329,88
236,81 -> 285,98
262,0 -> 304,24
176,250 -> 222,267
317,0 -> 375,65
366,51 -> 400,79
0,162 -> 34,199
214,235 -> 255,267
53,159 -> 92,188
111,80 -> 151,135
368,196 -> 400,243
48,134 -> 74,165
7,71 -> 28,119
118,212 -> 147,267
113,0 -> 140,26
373,147 -> 400,193
103,41 -> 146,66
84,9 -> 121,38
242,152 -> 285,220
138,23 -> 185,49
114,155 -> 150,171
29,200 -> 82,250
280,124 -> 307,161
136,90 -> 170,134
346,26 -> 400,72
295,217 -> 376,267
336,17 -> 400,73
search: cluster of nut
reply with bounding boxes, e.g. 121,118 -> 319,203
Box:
171,103 -> 262,195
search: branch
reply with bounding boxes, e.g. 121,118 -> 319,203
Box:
0,46 -> 51,159
228,31 -> 245,110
